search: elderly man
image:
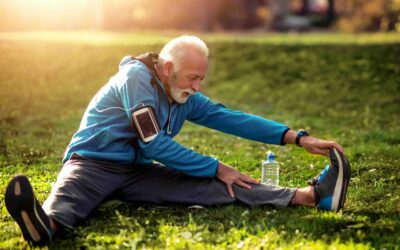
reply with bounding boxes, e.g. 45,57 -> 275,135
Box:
5,35 -> 350,246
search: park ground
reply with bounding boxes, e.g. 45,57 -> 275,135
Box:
0,32 -> 399,249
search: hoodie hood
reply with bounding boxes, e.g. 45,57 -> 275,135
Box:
119,55 -> 135,70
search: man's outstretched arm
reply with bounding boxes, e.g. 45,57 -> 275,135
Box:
186,93 -> 289,145
187,93 -> 344,156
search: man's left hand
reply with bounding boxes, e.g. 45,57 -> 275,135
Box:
216,162 -> 259,198
300,136 -> 344,156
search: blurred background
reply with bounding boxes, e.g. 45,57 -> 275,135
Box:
0,0 -> 399,33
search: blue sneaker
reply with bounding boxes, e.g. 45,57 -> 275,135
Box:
308,148 -> 351,211
5,175 -> 53,246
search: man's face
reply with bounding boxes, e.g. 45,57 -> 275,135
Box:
167,51 -> 207,104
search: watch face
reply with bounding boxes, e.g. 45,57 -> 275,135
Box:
299,130 -> 309,136
296,130 -> 310,147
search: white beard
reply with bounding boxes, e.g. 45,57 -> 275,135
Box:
170,85 -> 194,104
168,73 -> 195,104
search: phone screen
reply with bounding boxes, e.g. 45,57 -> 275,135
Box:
136,111 -> 158,138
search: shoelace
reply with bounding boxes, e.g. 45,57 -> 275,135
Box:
307,175 -> 320,186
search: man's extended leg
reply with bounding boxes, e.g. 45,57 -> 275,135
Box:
113,163 -> 297,208
115,148 -> 350,210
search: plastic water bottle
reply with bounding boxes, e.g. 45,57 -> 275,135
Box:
261,151 -> 280,186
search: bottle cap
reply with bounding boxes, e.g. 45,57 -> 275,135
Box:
267,151 -> 275,161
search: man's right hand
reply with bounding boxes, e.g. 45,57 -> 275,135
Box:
216,161 -> 259,198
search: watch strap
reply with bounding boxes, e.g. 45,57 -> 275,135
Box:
296,130 -> 309,147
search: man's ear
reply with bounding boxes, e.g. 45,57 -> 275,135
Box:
164,61 -> 173,77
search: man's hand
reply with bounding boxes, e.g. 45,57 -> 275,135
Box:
300,136 -> 344,156
283,130 -> 344,156
216,162 -> 259,198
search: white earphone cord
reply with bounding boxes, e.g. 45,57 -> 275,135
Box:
94,103 -> 145,113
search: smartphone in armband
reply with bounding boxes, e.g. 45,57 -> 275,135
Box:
131,106 -> 160,143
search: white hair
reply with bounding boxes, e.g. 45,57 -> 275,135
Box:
159,35 -> 209,71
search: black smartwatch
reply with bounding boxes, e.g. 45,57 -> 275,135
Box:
296,129 -> 310,147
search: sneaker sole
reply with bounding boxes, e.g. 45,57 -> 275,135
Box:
331,149 -> 351,211
5,175 -> 52,246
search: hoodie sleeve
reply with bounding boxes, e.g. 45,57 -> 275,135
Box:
186,93 -> 289,145
117,62 -> 218,178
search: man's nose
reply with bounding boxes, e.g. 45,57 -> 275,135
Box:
192,81 -> 201,92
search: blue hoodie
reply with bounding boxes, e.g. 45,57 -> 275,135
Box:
63,56 -> 289,177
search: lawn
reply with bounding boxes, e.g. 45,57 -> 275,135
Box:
0,32 -> 399,249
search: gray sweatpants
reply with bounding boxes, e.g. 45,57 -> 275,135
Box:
43,154 -> 296,229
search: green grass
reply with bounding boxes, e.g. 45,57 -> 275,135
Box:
0,32 -> 399,249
